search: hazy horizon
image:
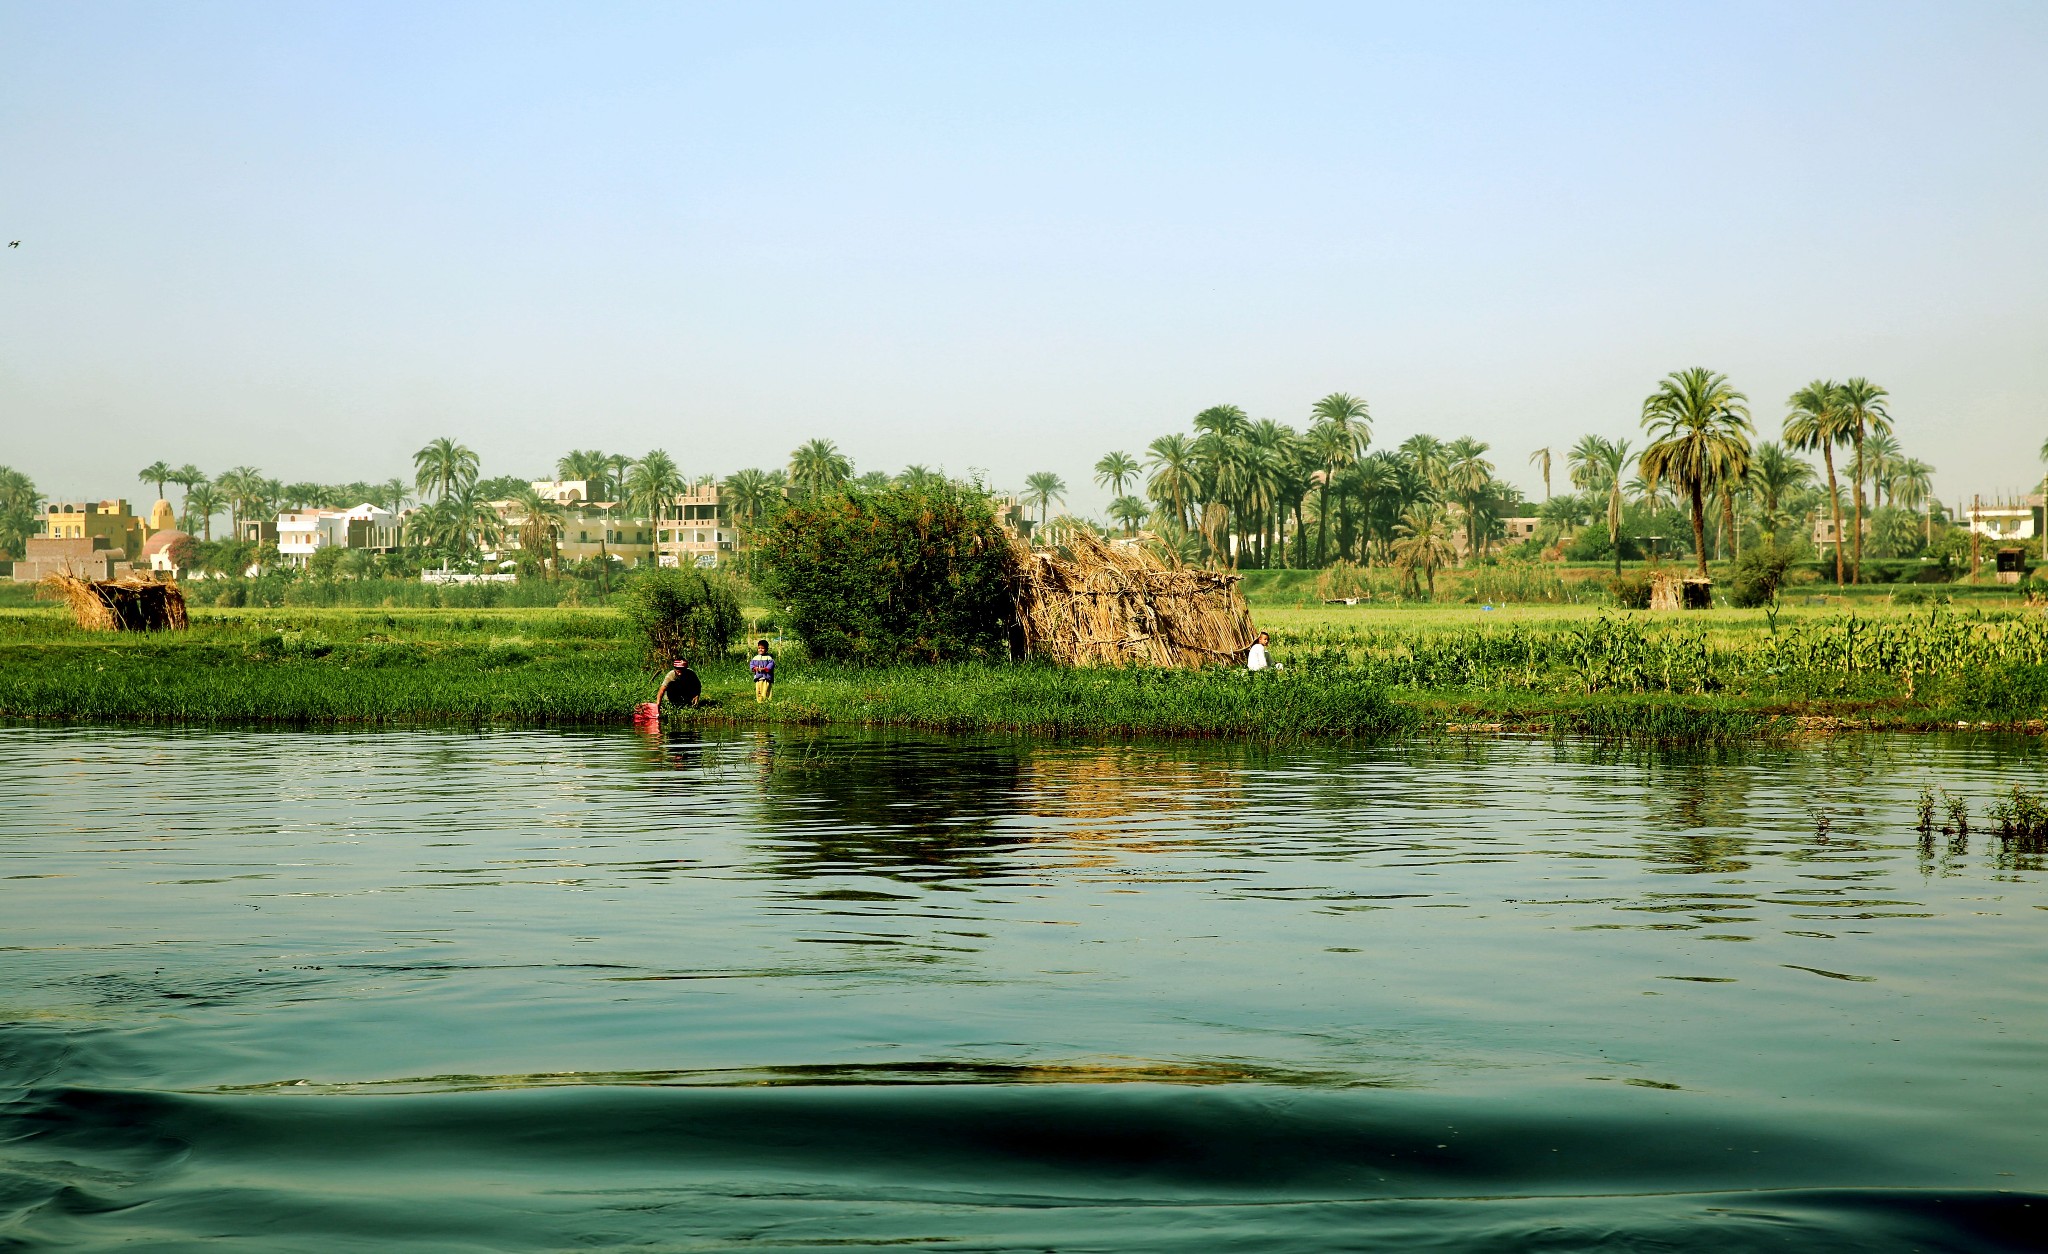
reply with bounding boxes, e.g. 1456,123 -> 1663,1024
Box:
4,2 -> 2045,519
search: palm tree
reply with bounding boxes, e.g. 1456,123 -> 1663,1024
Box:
1747,442 -> 1813,542
1638,368 -> 1753,577
137,461 -> 173,505
215,466 -> 266,536
1391,506 -> 1456,598
1443,439 -> 1497,561
1564,434 -> 1634,576
623,449 -> 685,523
413,437 -> 480,503
169,464 -> 206,528
184,482 -> 225,541
1023,471 -> 1066,524
1145,434 -> 1199,535
556,450 -> 612,501
1109,494 -> 1149,536
1864,430 -> 1902,508
721,467 -> 782,528
605,454 -> 633,504
1888,456 -> 1937,550
1307,394 -> 1371,566
1094,451 -> 1140,499
789,439 -> 853,499
507,487 -> 566,576
1528,447 -> 1552,500
898,464 -> 944,489
1784,380 -> 1851,585
1834,378 -> 1890,583
1192,404 -> 1251,441
282,482 -> 326,510
0,467 -> 42,559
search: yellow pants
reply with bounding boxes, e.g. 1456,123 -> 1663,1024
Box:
755,679 -> 772,703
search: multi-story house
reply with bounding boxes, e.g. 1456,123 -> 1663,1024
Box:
37,500 -> 146,560
655,483 -> 731,568
557,508 -> 656,567
275,504 -> 403,567
1963,497 -> 2040,545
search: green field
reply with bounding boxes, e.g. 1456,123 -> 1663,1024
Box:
2,592 -> 2044,740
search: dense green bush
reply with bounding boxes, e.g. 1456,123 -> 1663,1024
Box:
1730,544 -> 1794,608
616,566 -> 744,663
761,481 -> 1018,664
1609,571 -> 1653,609
1944,662 -> 2048,717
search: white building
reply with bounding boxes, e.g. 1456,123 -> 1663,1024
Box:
1964,497 -> 2040,545
530,479 -> 598,504
275,504 -> 401,567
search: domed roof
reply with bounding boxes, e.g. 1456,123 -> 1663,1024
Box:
148,499 -> 176,531
140,528 -> 190,557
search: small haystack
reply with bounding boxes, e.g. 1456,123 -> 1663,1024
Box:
39,573 -> 189,632
1012,532 -> 1254,668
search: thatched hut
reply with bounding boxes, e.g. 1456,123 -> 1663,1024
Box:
1011,532 -> 1254,668
39,573 -> 189,632
1649,573 -> 1712,611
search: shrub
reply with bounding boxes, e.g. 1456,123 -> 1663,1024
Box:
1730,543 -> 1794,608
1609,571 -> 1653,609
1944,662 -> 2048,718
616,566 -> 744,664
761,481 -> 1017,664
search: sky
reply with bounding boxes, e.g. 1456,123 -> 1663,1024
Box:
3,1 -> 2045,518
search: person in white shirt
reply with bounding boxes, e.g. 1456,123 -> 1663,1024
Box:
1246,631 -> 1270,671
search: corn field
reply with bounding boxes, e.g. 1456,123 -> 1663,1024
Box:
1281,606 -> 2048,697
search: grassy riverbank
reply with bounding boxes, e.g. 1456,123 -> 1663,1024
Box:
1,601 -> 2043,740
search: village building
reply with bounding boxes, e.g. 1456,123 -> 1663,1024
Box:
9,536 -> 132,583
274,504 -> 403,567
655,483 -> 729,568
139,529 -> 191,577
1811,515 -> 1873,547
37,499 -> 147,561
11,497 -> 186,583
1963,496 -> 2041,545
529,479 -> 596,504
556,508 -> 656,567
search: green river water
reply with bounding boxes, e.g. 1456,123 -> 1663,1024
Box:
1,725 -> 2044,1251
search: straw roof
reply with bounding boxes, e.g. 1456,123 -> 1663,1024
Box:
38,573 -> 189,632
1012,531 -> 1254,668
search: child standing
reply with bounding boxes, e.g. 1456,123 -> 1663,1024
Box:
750,640 -> 776,702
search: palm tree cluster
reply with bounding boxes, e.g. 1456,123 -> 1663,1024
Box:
1537,371 -> 1932,582
0,466 -> 43,559
1092,394 -> 1522,571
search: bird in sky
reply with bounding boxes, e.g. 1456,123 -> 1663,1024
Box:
6,241 -> 16,248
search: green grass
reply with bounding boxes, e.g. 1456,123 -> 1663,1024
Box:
3,599 -> 2045,741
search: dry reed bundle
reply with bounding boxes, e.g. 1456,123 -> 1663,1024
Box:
38,573 -> 189,632
1012,531 -> 1254,668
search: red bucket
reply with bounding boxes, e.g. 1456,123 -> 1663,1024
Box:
632,701 -> 660,724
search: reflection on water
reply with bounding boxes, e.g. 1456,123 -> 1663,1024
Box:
1,724 -> 2045,1252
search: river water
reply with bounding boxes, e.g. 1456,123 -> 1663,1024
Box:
1,725 -> 2044,1251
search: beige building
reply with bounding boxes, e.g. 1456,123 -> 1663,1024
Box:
9,535 -> 132,583
529,479 -> 599,504
1812,515 -> 1872,547
655,483 -> 730,568
558,508 -> 656,567
38,499 -> 146,560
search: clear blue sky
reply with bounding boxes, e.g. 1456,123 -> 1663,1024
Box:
4,1 -> 2044,516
